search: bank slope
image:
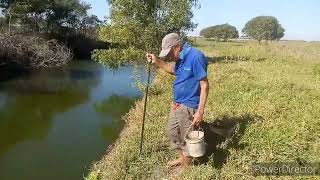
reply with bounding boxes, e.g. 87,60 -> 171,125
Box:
87,40 -> 320,179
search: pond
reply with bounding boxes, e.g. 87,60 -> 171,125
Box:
0,61 -> 150,180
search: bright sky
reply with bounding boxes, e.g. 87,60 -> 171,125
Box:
84,0 -> 320,41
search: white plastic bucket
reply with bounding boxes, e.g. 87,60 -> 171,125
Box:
185,125 -> 206,157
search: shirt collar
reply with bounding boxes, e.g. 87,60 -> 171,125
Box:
179,42 -> 192,62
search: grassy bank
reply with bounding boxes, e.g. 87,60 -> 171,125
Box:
87,39 -> 320,179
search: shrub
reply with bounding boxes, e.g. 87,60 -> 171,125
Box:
0,33 -> 72,67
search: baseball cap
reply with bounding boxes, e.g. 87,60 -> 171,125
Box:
159,33 -> 181,58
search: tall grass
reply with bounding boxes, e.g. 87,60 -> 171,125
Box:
87,39 -> 320,179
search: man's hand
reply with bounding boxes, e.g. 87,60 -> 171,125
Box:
192,111 -> 204,126
145,53 -> 175,75
146,53 -> 159,64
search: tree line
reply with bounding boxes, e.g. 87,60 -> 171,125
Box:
200,16 -> 285,43
93,1 -> 287,68
92,0 -> 199,69
0,0 -> 101,37
1,0 -> 200,69
0,0 -> 287,70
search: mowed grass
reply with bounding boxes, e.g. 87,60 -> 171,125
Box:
87,39 -> 320,179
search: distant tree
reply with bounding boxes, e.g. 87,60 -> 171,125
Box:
200,24 -> 238,41
93,0 -> 199,68
200,27 -> 210,37
242,16 -> 285,43
275,25 -> 285,41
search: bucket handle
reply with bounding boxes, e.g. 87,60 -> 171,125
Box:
185,124 -> 204,140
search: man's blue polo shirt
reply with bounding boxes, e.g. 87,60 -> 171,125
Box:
174,43 -> 208,109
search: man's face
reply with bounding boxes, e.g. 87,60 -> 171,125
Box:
167,45 -> 181,61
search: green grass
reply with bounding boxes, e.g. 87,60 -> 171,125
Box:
86,39 -> 320,179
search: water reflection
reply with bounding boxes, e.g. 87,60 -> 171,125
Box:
2,63 -> 101,94
0,89 -> 89,158
0,61 -> 148,180
0,93 -> 7,109
0,62 -> 101,159
95,94 -> 138,141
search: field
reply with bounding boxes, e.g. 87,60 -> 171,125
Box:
87,39 -> 320,179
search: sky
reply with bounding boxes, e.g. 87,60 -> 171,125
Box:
84,0 -> 320,41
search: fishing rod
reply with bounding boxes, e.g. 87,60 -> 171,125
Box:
139,60 -> 152,156
139,0 -> 159,157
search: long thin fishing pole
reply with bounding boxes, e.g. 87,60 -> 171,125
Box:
139,0 -> 158,156
139,62 -> 151,156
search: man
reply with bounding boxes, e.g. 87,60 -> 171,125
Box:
146,33 -> 209,167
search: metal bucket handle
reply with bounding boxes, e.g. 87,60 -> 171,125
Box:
185,124 -> 204,140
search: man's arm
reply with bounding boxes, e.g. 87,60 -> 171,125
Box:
154,60 -> 175,75
192,78 -> 209,126
146,53 -> 175,75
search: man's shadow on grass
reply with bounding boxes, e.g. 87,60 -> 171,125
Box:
195,114 -> 262,169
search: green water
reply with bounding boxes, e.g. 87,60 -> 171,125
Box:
0,61 -> 148,180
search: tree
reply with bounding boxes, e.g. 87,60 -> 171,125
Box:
200,24 -> 238,41
92,0 -> 199,68
78,15 -> 101,38
45,0 -> 91,33
0,0 -> 11,11
199,27 -> 210,37
0,0 -> 96,34
0,16 -> 6,31
275,25 -> 285,41
242,16 -> 285,43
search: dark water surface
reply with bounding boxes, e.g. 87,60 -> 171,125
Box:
0,61 -> 148,180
